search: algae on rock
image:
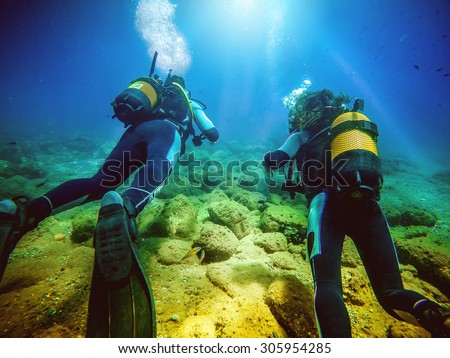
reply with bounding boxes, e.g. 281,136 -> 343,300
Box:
207,200 -> 252,239
193,222 -> 239,263
145,194 -> 198,238
259,205 -> 307,244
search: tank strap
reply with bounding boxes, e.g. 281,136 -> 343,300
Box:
329,120 -> 378,140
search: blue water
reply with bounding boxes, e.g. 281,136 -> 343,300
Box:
1,0 -> 449,166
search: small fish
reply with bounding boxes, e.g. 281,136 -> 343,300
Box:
436,67 -> 443,72
36,181 -> 46,188
414,64 -> 420,70
444,73 -> 450,77
181,247 -> 203,261
8,141 -> 17,145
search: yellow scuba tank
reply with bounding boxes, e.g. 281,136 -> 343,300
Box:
111,76 -> 163,127
329,111 -> 383,199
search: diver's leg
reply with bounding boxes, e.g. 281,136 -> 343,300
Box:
122,120 -> 181,214
307,192 -> 349,337
351,199 -> 449,337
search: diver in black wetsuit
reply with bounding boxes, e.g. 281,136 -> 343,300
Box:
0,71 -> 219,337
263,89 -> 449,338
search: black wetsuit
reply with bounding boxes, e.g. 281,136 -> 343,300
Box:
264,125 -> 439,337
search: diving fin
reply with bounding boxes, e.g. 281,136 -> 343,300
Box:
86,191 -> 156,338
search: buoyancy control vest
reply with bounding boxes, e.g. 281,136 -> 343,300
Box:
159,82 -> 193,136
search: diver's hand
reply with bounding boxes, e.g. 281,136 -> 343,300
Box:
262,152 -> 277,178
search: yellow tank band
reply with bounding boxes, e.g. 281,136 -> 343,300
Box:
331,129 -> 378,159
331,111 -> 371,128
128,81 -> 158,109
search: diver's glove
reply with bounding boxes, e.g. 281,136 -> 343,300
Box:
192,134 -> 205,147
263,150 -> 290,177
260,153 -> 275,178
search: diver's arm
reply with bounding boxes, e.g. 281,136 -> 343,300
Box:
191,100 -> 219,143
263,130 -> 309,170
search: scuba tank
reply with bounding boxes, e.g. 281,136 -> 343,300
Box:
111,52 -> 165,127
111,77 -> 164,127
329,110 -> 383,199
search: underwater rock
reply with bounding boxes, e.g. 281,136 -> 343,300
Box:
391,226 -> 429,240
227,186 -> 267,211
388,321 -> 429,338
156,239 -> 193,265
63,136 -> 98,152
398,208 -> 437,227
259,204 -> 307,244
0,143 -> 36,164
18,158 -> 46,179
0,160 -> 16,178
270,252 -> 298,271
384,206 -> 437,228
38,139 -> 64,155
253,232 -> 288,253
199,188 -> 229,204
66,246 -> 94,275
0,175 -> 33,198
158,172 -> 203,199
395,238 -> 450,297
342,267 -> 370,306
0,158 -> 45,179
53,233 -> 65,241
193,222 -> 239,263
381,157 -> 416,175
431,170 -> 450,186
341,237 -> 361,268
267,193 -> 283,205
207,200 -> 252,239
265,275 -> 317,337
206,259 -> 274,297
383,206 -> 402,226
137,199 -> 165,237
147,194 -> 197,238
234,236 -> 269,262
174,315 -> 217,338
70,212 -> 97,244
288,243 -> 305,258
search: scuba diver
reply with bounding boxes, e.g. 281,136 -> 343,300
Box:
263,88 -> 449,338
0,53 -> 219,338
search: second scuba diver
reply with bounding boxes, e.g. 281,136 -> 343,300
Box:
0,54 -> 219,338
263,88 -> 449,338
